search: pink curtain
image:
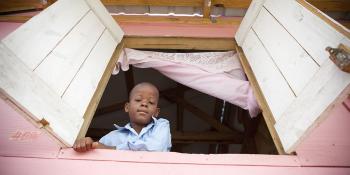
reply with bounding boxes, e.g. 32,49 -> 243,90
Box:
114,48 -> 260,117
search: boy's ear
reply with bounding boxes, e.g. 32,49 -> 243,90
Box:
124,102 -> 130,112
153,108 -> 160,118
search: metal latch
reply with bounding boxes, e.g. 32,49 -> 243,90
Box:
326,44 -> 350,73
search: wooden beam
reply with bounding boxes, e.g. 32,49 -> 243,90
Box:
101,0 -> 202,7
306,0 -> 350,12
235,40 -> 285,155
0,0 -> 44,14
124,36 -> 235,50
113,15 -> 242,25
176,83 -> 185,131
298,0 -> 350,39
203,0 -> 212,18
164,94 -> 242,136
212,0 -> 252,8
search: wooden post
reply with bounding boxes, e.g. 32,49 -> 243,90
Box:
203,0 -> 212,18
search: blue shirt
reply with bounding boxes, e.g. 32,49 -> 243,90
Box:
99,117 -> 172,152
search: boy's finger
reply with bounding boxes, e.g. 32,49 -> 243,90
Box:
79,142 -> 86,152
85,140 -> 92,150
92,142 -> 99,149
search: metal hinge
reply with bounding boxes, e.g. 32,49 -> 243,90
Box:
326,44 -> 350,73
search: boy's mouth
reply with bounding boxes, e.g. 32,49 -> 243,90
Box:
137,110 -> 148,115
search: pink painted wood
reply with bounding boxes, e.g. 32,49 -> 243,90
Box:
296,97 -> 350,166
0,98 -> 61,158
0,20 -> 350,174
1,156 -> 350,175
118,22 -> 237,38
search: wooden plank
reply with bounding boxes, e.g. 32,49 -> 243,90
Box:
101,0 -> 202,7
127,16 -> 240,25
307,0 -> 350,12
264,0 -> 350,65
203,0 -> 211,18
241,30 -> 295,123
0,97 -> 61,158
275,60 -> 350,153
58,149 -> 300,167
235,0 -> 265,46
125,36 -> 234,50
1,0 -> 90,70
0,43 -> 82,146
85,0 -> 124,42
0,0 -> 44,13
296,101 -> 350,167
235,40 -> 285,154
76,40 -> 125,139
252,8 -> 319,96
212,0 -> 252,8
164,94 -> 242,137
62,30 -> 118,116
34,11 -> 105,96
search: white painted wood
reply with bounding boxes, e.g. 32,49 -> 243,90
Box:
235,0 -> 266,46
242,30 -> 295,120
275,59 -> 350,153
0,43 -> 83,146
34,11 -> 105,96
62,30 -> 117,116
264,0 -> 348,65
84,0 -> 124,43
2,0 -> 89,70
252,8 -> 319,96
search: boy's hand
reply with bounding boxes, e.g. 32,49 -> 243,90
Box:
73,137 -> 99,152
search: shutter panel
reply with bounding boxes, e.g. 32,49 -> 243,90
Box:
235,0 -> 350,153
0,0 -> 124,146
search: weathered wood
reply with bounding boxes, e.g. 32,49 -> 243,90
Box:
252,8 -> 319,96
62,30 -> 118,116
124,36 -> 235,50
275,61 -> 350,153
101,0 -> 202,7
203,0 -> 212,18
307,0 -> 350,12
85,0 -> 124,42
0,0 -> 44,14
34,11 -> 105,96
241,30 -> 295,122
0,43 -> 82,146
76,41 -> 125,139
235,40 -> 286,154
2,0 -> 90,70
212,0 -> 252,8
235,0 -> 265,46
265,0 -> 350,65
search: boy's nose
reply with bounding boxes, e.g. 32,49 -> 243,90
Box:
140,101 -> 148,107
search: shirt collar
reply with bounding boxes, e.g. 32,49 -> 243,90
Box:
114,117 -> 157,136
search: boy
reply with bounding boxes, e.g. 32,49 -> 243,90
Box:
73,82 -> 172,152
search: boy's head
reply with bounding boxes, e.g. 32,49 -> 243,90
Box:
125,82 -> 160,127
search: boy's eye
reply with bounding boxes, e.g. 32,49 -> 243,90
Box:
149,101 -> 154,105
135,99 -> 141,102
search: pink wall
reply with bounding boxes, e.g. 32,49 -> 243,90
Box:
0,21 -> 350,174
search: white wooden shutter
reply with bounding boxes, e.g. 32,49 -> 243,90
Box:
0,0 -> 124,146
235,0 -> 350,153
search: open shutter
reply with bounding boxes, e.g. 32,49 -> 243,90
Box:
235,0 -> 350,153
0,0 -> 124,146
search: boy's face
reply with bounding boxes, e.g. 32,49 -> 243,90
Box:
125,84 -> 160,127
